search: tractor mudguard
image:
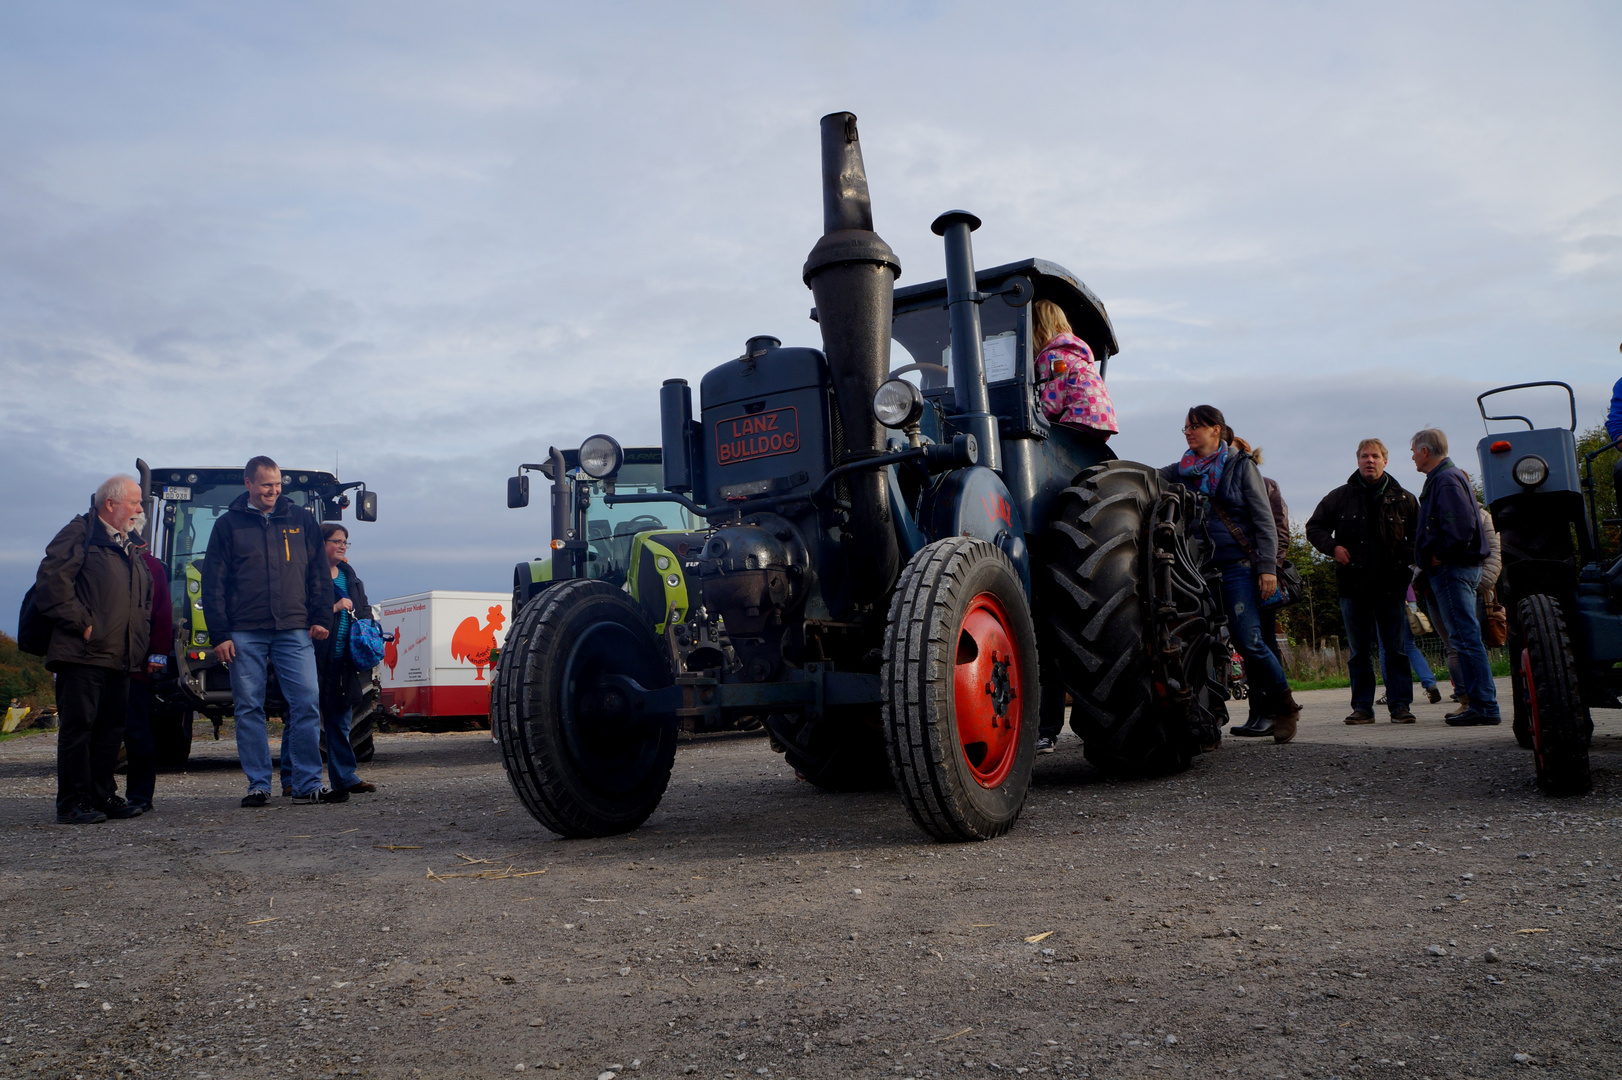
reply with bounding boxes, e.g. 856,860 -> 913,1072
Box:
919,466 -> 1031,596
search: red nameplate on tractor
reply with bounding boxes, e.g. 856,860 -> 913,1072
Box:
715,407 -> 800,465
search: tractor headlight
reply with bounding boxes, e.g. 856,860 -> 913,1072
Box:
577,434 -> 624,480
873,379 -> 925,429
1512,455 -> 1549,488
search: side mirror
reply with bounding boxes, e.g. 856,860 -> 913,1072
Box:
507,474 -> 530,509
355,490 -> 378,522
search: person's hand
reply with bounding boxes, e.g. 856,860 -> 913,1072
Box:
1333,545 -> 1351,565
1259,573 -> 1278,600
214,640 -> 236,664
1429,556 -> 1441,568
334,598 -> 354,613
82,625 -> 93,641
310,625 -> 330,641
147,659 -> 164,674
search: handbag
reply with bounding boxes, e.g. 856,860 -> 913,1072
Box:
1209,500 -> 1303,608
1407,601 -> 1433,637
1482,600 -> 1508,648
349,616 -> 386,668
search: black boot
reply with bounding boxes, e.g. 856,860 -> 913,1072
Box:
1230,711 -> 1275,737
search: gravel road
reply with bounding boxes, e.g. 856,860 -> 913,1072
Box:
1,678 -> 1618,1080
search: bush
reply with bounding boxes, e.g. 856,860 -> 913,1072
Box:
0,632 -> 54,712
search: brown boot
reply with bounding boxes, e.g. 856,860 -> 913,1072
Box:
1271,692 -> 1302,744
1445,693 -> 1471,720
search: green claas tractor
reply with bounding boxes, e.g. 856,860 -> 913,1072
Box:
135,460 -> 379,768
491,112 -> 1228,842
507,446 -> 702,634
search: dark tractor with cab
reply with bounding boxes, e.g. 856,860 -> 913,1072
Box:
134,461 -> 380,768
492,113 -> 1228,842
1476,381 -> 1622,794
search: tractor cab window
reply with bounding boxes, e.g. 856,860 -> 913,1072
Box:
580,460 -> 698,585
891,301 -> 1026,391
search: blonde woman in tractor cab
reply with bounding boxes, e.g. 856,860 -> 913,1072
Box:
1032,300 -> 1118,442
1162,405 -> 1302,744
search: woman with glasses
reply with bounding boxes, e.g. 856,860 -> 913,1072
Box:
279,522 -> 376,798
1162,405 -> 1301,744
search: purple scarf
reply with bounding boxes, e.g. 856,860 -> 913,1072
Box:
1177,442 -> 1229,496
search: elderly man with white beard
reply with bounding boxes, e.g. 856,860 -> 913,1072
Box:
32,475 -> 154,824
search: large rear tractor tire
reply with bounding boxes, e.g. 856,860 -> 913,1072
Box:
1517,594 -> 1592,796
490,580 -> 678,837
765,707 -> 892,792
883,537 -> 1040,841
151,706 -> 194,770
1038,461 -> 1215,777
349,688 -> 378,764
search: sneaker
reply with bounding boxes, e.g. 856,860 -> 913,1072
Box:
1375,694 -> 1388,706
129,802 -> 153,814
343,781 -> 378,794
1449,690 -> 1465,703
1035,737 -> 1057,755
1425,686 -> 1443,704
100,796 -> 143,819
56,803 -> 108,825
292,787 -> 348,804
1344,711 -> 1376,725
1445,708 -> 1502,727
1389,709 -> 1417,723
241,791 -> 269,808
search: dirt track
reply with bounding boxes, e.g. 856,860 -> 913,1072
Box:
2,677 -> 1620,1080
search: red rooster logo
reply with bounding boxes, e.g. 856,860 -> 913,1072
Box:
451,606 -> 506,681
384,628 -> 400,677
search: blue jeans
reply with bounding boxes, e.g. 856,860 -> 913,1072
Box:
1341,596 -> 1412,713
227,630 -> 323,796
1375,619 -> 1436,689
1220,563 -> 1289,700
279,652 -> 359,793
1426,564 -> 1499,716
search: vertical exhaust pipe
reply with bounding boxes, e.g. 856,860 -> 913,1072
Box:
135,457 -> 155,547
931,211 -> 1001,473
803,112 -> 902,608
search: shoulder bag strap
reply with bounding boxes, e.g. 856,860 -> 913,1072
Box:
1208,499 -> 1259,563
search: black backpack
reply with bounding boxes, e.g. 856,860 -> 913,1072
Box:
16,505 -> 95,657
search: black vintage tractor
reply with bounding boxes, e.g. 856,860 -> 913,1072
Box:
491,112 -> 1227,841
1476,381 -> 1622,795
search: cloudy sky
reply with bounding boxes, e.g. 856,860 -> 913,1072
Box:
2,0 -> 1618,624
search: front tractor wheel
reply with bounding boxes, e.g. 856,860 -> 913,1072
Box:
1517,593 -> 1592,796
883,537 -> 1040,841
490,580 -> 678,837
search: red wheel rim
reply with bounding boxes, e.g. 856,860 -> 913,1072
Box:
1522,648 -> 1545,768
952,591 -> 1024,788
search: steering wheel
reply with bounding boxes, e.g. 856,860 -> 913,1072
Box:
615,515 -> 668,536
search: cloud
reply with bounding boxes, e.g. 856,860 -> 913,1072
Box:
1,0 -> 1619,623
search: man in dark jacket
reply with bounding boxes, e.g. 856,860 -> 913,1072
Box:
1306,438 -> 1419,725
201,456 -> 335,805
33,475 -> 152,823
1411,428 -> 1499,725
122,522 -> 171,813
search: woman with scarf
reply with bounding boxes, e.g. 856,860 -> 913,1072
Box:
1161,405 -> 1301,743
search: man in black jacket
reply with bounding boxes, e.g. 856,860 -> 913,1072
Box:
33,475 -> 152,823
1305,439 -> 1419,725
202,456 -> 335,806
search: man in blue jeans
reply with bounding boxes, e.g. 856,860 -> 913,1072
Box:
202,456 -> 340,806
1410,429 -> 1499,725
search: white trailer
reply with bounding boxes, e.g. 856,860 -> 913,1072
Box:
376,591 -> 511,719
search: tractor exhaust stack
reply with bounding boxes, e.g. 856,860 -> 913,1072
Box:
803,111 -> 903,608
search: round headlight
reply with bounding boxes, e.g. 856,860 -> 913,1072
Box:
873,379 -> 925,429
578,434 -> 624,479
1512,455 -> 1549,488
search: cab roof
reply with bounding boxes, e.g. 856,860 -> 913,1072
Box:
892,257 -> 1118,359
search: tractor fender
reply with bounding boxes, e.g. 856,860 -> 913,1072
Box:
920,466 -> 1031,597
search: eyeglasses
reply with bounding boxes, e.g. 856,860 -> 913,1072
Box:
326,539 -> 350,548
1181,424 -> 1211,434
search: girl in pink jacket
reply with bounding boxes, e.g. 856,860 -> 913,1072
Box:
1033,299 -> 1118,440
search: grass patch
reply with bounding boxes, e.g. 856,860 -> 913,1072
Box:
1287,653 -> 1510,694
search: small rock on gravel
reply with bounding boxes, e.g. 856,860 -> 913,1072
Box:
1427,945 -> 1447,956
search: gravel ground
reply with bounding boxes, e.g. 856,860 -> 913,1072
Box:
1,677 -> 1619,1080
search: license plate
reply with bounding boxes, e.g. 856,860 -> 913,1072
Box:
163,486 -> 192,501
715,407 -> 800,465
